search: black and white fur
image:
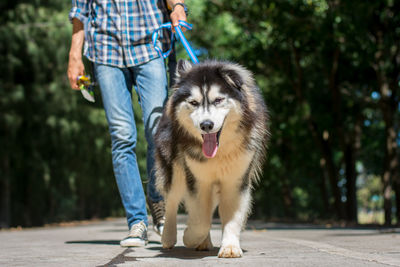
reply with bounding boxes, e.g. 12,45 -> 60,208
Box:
154,60 -> 269,258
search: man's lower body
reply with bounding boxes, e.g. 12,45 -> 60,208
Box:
94,57 -> 168,246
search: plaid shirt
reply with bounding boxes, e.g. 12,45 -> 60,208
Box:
69,0 -> 171,67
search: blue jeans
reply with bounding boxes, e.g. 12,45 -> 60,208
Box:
94,57 -> 167,228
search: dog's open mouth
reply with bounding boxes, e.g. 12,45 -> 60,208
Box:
201,130 -> 222,158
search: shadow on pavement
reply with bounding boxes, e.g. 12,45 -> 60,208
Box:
99,247 -> 219,266
99,248 -> 137,266
65,240 -> 120,245
148,246 -> 219,259
65,240 -> 161,246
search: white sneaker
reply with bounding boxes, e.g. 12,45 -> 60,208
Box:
147,199 -> 165,236
120,221 -> 148,247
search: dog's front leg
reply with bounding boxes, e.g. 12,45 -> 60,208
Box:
218,187 -> 251,258
162,190 -> 182,249
183,187 -> 215,250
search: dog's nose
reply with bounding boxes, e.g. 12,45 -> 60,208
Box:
200,120 -> 214,132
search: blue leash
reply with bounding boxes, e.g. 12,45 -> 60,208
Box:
152,20 -> 199,64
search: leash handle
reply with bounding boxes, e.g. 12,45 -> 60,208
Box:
152,20 -> 199,64
152,22 -> 175,59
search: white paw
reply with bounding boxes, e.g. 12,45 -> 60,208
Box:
218,244 -> 243,258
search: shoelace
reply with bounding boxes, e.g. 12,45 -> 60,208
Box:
129,222 -> 146,237
151,201 -> 165,224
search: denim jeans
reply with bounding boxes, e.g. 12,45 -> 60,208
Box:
94,57 -> 167,228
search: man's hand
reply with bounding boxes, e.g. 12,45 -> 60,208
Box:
168,1 -> 188,32
68,18 -> 85,90
68,54 -> 85,90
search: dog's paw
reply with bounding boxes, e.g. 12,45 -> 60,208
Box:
183,227 -> 210,248
195,235 -> 213,251
161,233 -> 176,249
218,245 -> 243,258
162,239 -> 176,249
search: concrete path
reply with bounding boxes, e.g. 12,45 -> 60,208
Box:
1,216 -> 399,267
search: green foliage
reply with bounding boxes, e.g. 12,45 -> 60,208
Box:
358,175 -> 383,211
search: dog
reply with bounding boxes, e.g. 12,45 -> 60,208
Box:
154,59 -> 269,258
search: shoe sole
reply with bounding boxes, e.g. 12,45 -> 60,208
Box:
119,242 -> 148,248
120,239 -> 148,247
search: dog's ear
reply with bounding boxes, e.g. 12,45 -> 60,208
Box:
219,67 -> 243,90
176,59 -> 193,79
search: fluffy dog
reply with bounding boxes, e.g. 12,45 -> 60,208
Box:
154,60 -> 269,258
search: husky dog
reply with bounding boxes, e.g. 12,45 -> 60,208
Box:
154,60 -> 269,258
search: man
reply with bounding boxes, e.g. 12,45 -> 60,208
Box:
67,0 -> 188,247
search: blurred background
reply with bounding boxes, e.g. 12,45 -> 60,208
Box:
0,0 -> 399,228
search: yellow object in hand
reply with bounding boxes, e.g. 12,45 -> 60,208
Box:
77,75 -> 95,103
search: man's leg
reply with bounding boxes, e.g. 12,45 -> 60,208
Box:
133,57 -> 168,234
133,57 -> 168,203
94,63 -> 148,229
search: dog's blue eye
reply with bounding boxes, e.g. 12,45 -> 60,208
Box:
189,100 -> 199,106
214,98 -> 225,105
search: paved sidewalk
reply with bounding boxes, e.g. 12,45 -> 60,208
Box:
0,216 -> 399,266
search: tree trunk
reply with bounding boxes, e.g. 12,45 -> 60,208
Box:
0,156 -> 10,228
319,137 -> 345,220
394,181 -> 400,225
0,112 -> 10,228
344,144 -> 357,223
327,47 -> 359,223
382,165 -> 393,226
281,178 -> 294,218
280,142 -> 294,218
382,118 -> 397,226
377,76 -> 398,226
290,42 -> 344,220
320,167 -> 331,216
372,19 -> 400,225
344,113 -> 363,224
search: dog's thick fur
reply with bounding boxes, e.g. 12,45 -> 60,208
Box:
154,60 -> 269,258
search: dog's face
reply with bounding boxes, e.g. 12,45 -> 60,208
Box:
172,60 -> 247,158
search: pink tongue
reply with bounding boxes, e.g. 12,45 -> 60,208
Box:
202,133 -> 218,158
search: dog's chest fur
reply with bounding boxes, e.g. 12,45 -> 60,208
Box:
185,150 -> 253,186
183,128 -> 254,188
